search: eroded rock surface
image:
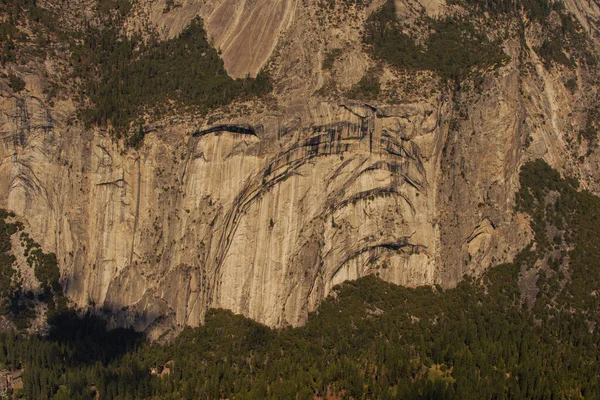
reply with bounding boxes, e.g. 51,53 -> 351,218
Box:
2,0 -> 600,338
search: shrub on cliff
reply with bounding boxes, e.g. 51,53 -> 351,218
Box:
74,17 -> 272,139
363,1 -> 508,83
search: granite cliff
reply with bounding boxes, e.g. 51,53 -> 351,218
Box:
1,0 -> 600,338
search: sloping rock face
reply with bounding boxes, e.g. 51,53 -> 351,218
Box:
1,0 -> 600,338
129,0 -> 297,78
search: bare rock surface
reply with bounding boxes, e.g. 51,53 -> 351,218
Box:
1,0 -> 600,337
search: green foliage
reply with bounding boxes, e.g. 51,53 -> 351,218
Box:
582,105 -> 600,150
162,0 -> 179,13
0,210 -> 68,328
322,48 -> 343,70
564,77 -> 577,92
316,0 -> 370,11
538,34 -> 573,69
5,268 -> 598,398
346,67 -> 381,99
517,160 -> 600,320
127,124 -> 146,149
0,2 -> 272,143
0,1 -> 31,65
22,234 -> 67,322
536,9 -> 593,69
0,0 -> 58,64
363,1 -> 508,82
0,20 -> 22,65
426,18 -> 508,81
30,250 -> 60,291
0,210 -> 18,315
73,17 -> 272,139
97,0 -> 132,16
449,0 -> 554,21
0,312 -> 144,400
452,0 -> 594,69
362,1 -> 427,71
7,72 -> 25,92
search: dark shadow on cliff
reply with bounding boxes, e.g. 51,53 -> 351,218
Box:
44,309 -> 145,366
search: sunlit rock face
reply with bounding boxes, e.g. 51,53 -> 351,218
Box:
0,86 -> 523,337
103,100 -> 445,332
2,0 -> 600,338
205,105 -> 436,327
130,0 -> 297,78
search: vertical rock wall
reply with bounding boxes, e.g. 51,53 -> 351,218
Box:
1,0 -> 600,337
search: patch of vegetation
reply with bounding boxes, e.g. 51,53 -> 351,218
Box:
426,18 -> 508,81
346,67 -> 381,100
314,0 -> 370,26
127,124 -> 146,149
322,48 -> 343,70
582,105 -> 600,151
18,230 -> 67,323
7,73 -> 25,92
449,0 -> 554,21
363,1 -> 508,83
97,0 -> 132,16
564,77 -> 577,93
0,210 -> 68,330
0,2 -> 29,65
452,0 -> 594,69
538,33 -> 573,69
162,0 -> 181,13
1,2 -> 272,145
317,0 -> 370,11
0,0 -> 60,64
516,159 -> 600,316
363,1 -> 425,71
0,20 -> 24,65
73,17 -> 272,140
0,210 -> 19,315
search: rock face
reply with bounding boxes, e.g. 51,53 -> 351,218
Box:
1,0 -> 600,338
130,0 -> 297,78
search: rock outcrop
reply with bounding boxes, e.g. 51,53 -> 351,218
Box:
1,0 -> 600,338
